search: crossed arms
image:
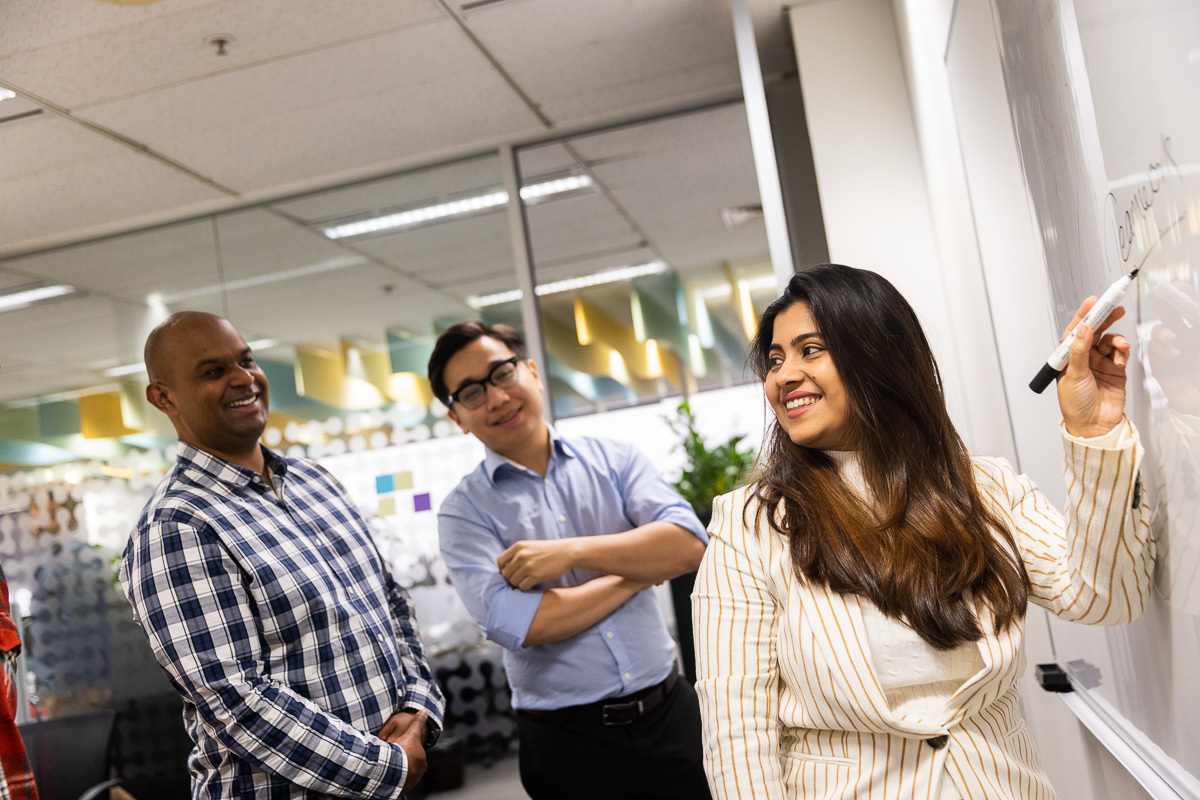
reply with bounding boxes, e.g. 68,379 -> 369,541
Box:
438,441 -> 708,651
502,521 -> 706,646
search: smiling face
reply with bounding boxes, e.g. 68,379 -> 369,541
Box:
765,302 -> 855,451
146,315 -> 270,463
443,335 -> 546,458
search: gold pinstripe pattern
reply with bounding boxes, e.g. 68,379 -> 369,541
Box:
692,424 -> 1154,800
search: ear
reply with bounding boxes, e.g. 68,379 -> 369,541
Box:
446,406 -> 468,435
145,383 -> 176,416
526,359 -> 544,391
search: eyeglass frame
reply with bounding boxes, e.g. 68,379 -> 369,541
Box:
448,356 -> 522,409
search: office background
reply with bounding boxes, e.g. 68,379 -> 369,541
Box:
0,1 -> 1196,798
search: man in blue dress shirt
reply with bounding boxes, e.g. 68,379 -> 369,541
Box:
429,321 -> 712,800
121,312 -> 444,799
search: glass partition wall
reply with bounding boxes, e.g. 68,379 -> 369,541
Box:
515,103 -> 775,418
0,103 -> 778,768
0,100 -> 774,461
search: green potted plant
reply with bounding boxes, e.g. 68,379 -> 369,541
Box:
664,400 -> 756,682
666,400 -> 757,525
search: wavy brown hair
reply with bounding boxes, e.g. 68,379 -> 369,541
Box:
749,264 -> 1028,650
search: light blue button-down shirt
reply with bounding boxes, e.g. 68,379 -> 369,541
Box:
437,431 -> 708,710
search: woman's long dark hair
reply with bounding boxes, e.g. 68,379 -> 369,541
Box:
750,264 -> 1028,650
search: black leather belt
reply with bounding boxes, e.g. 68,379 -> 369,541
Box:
520,670 -> 680,726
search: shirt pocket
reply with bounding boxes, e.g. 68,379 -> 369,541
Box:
783,750 -> 856,768
782,750 -> 857,798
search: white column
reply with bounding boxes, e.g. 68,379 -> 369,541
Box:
788,0 -> 1007,454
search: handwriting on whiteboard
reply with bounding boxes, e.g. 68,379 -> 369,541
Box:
1103,135 -> 1183,265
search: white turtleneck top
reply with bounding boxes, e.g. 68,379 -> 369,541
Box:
825,449 -> 980,800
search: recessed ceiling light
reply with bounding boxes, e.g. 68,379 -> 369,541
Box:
0,88 -> 14,103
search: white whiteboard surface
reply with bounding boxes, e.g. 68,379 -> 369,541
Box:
955,0 -> 1200,793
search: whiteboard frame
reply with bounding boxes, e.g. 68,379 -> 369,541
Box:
1056,673 -> 1200,800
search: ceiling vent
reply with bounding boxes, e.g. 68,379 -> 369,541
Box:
720,204 -> 764,231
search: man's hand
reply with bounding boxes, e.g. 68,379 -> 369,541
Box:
378,710 -> 428,795
378,710 -> 423,743
498,539 -> 578,590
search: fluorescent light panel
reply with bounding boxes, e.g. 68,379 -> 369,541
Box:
0,284 -> 76,312
468,261 -> 667,308
322,175 -> 594,240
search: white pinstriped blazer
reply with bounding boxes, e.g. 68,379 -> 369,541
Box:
693,423 -> 1154,800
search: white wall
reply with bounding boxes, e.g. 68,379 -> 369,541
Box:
787,0 -> 1015,461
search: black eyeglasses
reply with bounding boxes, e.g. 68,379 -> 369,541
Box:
449,357 -> 521,409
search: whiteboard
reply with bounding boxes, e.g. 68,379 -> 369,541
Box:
967,0 -> 1200,792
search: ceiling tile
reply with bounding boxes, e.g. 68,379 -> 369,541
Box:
0,0 -> 447,108
0,142 -> 227,253
0,294 -> 123,401
537,61 -> 741,123
0,0 -> 221,59
558,104 -> 768,272
464,0 -> 739,123
356,212 -> 513,278
75,21 -> 495,142
0,114 -> 127,183
3,217 -> 219,301
79,67 -> 542,192
523,192 -> 643,268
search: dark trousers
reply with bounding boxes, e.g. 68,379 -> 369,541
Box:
516,677 -> 712,800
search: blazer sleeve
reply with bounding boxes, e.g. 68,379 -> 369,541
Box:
692,488 -> 787,800
977,419 -> 1155,625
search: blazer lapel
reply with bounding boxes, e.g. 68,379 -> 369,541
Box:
798,583 -> 936,736
942,605 -> 1021,726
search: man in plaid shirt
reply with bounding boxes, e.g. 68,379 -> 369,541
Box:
120,311 -> 444,799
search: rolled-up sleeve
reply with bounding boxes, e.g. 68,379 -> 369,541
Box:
612,440 -> 709,543
437,493 -> 543,651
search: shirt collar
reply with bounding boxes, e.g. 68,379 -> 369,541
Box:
482,425 -> 574,483
174,441 -> 288,489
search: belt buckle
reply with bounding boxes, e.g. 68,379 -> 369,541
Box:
601,699 -> 643,726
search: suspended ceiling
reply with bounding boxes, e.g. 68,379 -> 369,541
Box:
0,0 -> 786,408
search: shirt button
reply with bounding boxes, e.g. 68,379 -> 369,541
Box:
606,631 -> 614,639
623,672 -> 631,680
925,735 -> 949,750
558,515 -> 566,523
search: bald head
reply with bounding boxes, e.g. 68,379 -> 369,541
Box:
144,311 -> 230,385
143,311 -> 270,466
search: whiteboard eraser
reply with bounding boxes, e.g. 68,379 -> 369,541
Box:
1035,663 -> 1074,693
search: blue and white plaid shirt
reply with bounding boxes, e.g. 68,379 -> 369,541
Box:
121,443 -> 444,800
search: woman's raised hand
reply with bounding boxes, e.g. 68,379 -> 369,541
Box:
1057,297 -> 1131,438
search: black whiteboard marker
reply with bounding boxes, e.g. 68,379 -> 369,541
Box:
1029,268 -> 1139,394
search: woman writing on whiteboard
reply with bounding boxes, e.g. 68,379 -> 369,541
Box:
693,264 -> 1153,800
